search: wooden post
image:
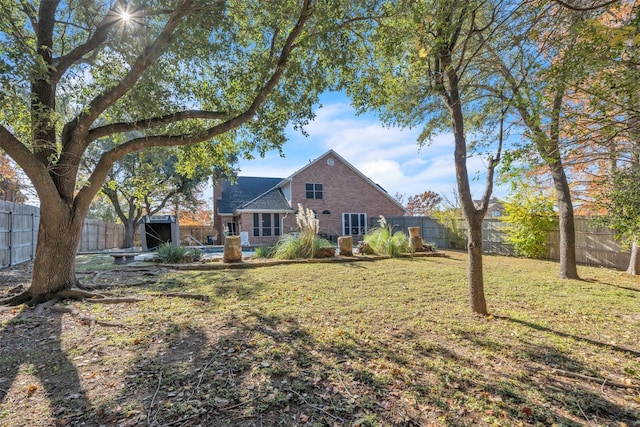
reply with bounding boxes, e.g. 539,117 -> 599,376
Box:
408,227 -> 425,252
223,235 -> 242,263
338,236 -> 353,256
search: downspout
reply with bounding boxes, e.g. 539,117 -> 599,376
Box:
281,212 -> 288,234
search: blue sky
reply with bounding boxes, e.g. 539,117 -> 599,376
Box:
235,92 -> 510,204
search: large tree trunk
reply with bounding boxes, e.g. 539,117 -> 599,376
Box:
466,215 -> 488,315
627,240 -> 640,275
123,219 -> 137,248
28,207 -> 84,300
548,161 -> 579,279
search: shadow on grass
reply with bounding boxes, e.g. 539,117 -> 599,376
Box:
495,315 -> 640,358
144,268 -> 268,305
456,323 -> 639,425
0,307 -> 89,426
3,303 -> 636,426
94,312 -> 362,426
581,277 -> 640,293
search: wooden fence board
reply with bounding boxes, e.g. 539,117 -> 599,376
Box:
379,216 -> 632,270
1,201 -> 124,268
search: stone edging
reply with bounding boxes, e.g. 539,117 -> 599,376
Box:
163,252 -> 448,271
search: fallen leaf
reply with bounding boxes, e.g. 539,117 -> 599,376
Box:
522,407 -> 532,416
26,385 -> 38,397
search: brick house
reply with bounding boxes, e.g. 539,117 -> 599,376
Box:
213,150 -> 406,246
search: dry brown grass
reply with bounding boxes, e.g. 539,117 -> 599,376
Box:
0,252 -> 639,426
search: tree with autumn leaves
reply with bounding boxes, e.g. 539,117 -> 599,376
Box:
405,191 -> 443,216
0,154 -> 27,203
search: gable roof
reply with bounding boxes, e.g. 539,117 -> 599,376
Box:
242,187 -> 292,212
216,150 -> 406,214
279,149 -> 406,212
216,177 -> 285,214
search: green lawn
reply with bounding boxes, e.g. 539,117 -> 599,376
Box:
1,252 -> 638,426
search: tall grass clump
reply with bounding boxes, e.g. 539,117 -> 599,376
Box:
363,216 -> 412,257
254,245 -> 274,258
156,243 -> 202,263
271,204 -> 333,259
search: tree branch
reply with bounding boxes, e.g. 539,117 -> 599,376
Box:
479,97 -> 508,215
73,0 -> 313,213
66,0 -> 195,146
87,110 -> 228,141
53,3 -> 176,82
0,126 -> 58,197
52,6 -> 121,82
551,0 -> 620,12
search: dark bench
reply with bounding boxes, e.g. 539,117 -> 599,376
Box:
110,253 -> 137,264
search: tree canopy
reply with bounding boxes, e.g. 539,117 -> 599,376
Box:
0,0 -> 385,305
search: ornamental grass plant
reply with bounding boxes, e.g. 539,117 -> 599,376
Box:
363,215 -> 412,257
271,204 -> 333,259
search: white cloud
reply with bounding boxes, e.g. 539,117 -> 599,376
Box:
237,96 -> 509,202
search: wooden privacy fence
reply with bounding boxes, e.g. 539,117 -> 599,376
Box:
378,216 -> 632,270
0,201 -> 39,268
179,225 -> 217,246
78,219 -> 125,253
1,200 -> 125,268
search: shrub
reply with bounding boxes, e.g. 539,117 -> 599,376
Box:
431,208 -> 466,249
189,248 -> 203,261
271,234 -> 302,259
254,246 -> 273,258
156,243 -> 202,263
502,183 -> 557,259
363,216 -> 412,257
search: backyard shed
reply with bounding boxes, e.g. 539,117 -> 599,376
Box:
140,215 -> 180,250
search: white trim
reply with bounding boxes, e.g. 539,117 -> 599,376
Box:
251,212 -> 283,237
342,212 -> 368,236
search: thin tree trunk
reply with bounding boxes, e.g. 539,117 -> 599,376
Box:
466,215 -> 487,315
548,161 -> 579,279
627,240 -> 640,275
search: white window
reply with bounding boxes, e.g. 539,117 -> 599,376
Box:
253,213 -> 281,237
343,213 -> 367,236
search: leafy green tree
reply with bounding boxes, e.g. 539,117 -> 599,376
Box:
593,166 -> 640,275
502,181 -> 557,259
345,0 -> 515,315
86,194 -> 118,223
561,3 -> 640,273
99,147 -> 214,248
485,1 -> 595,280
0,0 -> 382,305
82,137 -> 236,247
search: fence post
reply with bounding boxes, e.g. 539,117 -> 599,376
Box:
8,210 -> 12,266
31,212 -> 35,261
